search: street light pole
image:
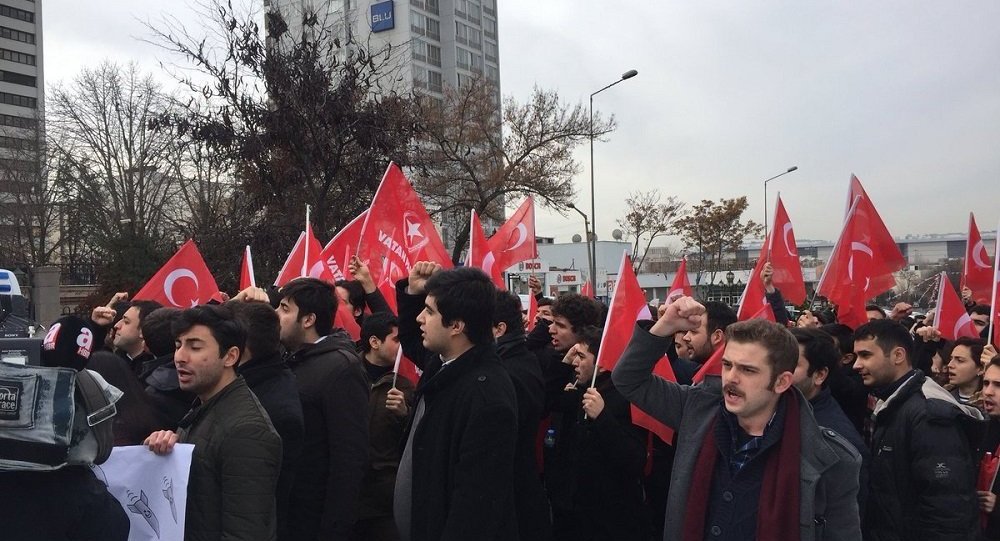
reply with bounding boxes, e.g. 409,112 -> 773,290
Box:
762,165 -> 798,240
590,68 -> 638,296
567,203 -> 593,284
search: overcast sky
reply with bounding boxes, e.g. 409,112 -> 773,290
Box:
42,1 -> 1000,247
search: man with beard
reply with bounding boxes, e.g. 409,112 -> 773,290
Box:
278,278 -> 369,541
680,300 -> 737,366
613,297 -> 862,540
976,348 -> 1000,540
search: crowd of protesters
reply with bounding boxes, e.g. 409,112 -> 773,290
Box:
3,254 -> 1000,541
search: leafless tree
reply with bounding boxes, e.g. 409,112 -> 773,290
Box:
676,196 -> 763,289
413,76 -> 616,263
616,189 -> 686,272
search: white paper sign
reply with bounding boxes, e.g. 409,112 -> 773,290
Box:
91,444 -> 195,541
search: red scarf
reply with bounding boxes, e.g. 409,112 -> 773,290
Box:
681,391 -> 801,541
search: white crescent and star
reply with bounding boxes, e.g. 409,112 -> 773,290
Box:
955,313 -> 975,339
972,240 -> 990,269
482,251 -> 497,278
847,242 -> 873,291
164,268 -> 199,307
782,223 -> 798,257
506,223 -> 529,252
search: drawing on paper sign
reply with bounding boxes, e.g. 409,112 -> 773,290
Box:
163,477 -> 178,524
127,489 -> 162,539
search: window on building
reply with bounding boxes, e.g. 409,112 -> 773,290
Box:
411,38 -> 427,62
428,70 -> 443,93
0,47 -> 34,66
470,51 -> 483,73
946,241 -> 964,259
0,70 -> 35,87
0,26 -> 34,44
410,11 -> 426,35
456,46 -> 472,70
484,40 -> 498,63
427,43 -> 441,66
483,16 -> 497,39
0,134 -> 35,150
0,5 -> 34,23
0,113 -> 35,129
426,17 -> 440,40
485,64 -> 499,83
412,65 -> 428,89
0,91 -> 35,108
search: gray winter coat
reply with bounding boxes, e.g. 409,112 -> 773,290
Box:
611,325 -> 862,541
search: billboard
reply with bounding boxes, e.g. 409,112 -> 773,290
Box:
370,1 -> 395,32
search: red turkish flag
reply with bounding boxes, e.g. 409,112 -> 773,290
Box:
134,240 -> 220,308
668,257 -> 693,301
630,355 -> 677,444
356,163 -> 452,289
595,252 -> 652,374
467,210 -> 505,289
963,213 -> 994,304
768,196 -> 806,305
989,228 -> 1000,348
239,245 -> 256,290
933,272 -> 979,341
738,238 -> 771,321
488,196 -> 538,272
817,185 -> 905,329
581,280 -> 594,298
274,224 -> 334,287
321,211 -> 367,282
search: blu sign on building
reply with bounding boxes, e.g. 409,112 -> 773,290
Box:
370,1 -> 394,32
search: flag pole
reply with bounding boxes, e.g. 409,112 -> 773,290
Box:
302,205 -> 311,277
989,220 -> 1000,347
391,346 -> 403,390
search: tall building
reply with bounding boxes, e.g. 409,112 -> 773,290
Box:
264,0 -> 501,251
0,0 -> 44,266
265,0 -> 500,102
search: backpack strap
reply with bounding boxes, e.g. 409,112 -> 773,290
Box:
75,369 -> 115,465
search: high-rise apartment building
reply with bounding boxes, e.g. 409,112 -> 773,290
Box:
0,0 -> 44,263
265,0 -> 499,102
264,0 -> 501,249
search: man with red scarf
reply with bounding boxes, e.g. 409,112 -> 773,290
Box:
612,296 -> 861,541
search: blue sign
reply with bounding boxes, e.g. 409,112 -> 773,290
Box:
370,1 -> 395,32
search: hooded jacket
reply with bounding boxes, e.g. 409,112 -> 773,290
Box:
285,329 -> 370,541
612,325 -> 862,541
865,370 -> 984,541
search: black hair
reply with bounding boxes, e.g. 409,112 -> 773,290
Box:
129,300 -> 163,322
279,277 -> 338,337
229,302 -> 281,360
139,307 -> 181,358
551,294 -> 601,333
492,291 -> 525,337
819,323 -> 855,357
951,336 -> 987,368
576,325 -> 603,359
335,279 -> 366,312
791,327 -> 840,379
424,267 -> 497,346
970,304 -> 991,317
172,304 -> 247,358
853,319 -> 914,362
360,312 -> 399,354
865,304 -> 886,318
704,301 -> 738,335
727,319 -> 799,384
537,297 -> 554,308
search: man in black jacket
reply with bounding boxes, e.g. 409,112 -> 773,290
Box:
394,263 -> 519,541
853,319 -> 983,540
278,278 -> 370,541
138,307 -> 194,430
230,301 -> 305,541
493,290 -> 551,541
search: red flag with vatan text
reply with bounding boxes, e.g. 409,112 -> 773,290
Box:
488,196 -> 538,272
239,245 -> 256,291
768,196 -> 807,305
135,240 -> 220,308
467,210 -> 505,289
356,163 -> 452,290
321,210 -> 367,282
963,213 -> 994,304
668,258 -> 693,301
933,272 -> 979,341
